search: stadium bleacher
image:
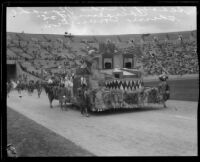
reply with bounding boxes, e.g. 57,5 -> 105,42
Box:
7,30 -> 198,80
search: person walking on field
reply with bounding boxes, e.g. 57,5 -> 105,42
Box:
158,73 -> 170,108
78,83 -> 90,117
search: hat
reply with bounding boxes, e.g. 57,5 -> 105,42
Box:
159,74 -> 168,81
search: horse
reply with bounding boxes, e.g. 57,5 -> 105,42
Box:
27,80 -> 35,96
44,84 -> 71,110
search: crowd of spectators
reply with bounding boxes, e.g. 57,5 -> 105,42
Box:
141,39 -> 198,75
19,62 -> 44,79
7,33 -> 198,77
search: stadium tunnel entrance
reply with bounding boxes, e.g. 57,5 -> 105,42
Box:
7,64 -> 17,81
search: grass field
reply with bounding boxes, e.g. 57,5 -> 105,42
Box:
7,107 -> 94,157
144,78 -> 199,101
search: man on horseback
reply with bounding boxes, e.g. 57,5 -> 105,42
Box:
48,76 -> 54,86
44,74 -> 71,110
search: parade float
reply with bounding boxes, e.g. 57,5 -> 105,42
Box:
71,41 -> 169,111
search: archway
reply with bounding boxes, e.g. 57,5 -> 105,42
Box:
7,64 -> 17,81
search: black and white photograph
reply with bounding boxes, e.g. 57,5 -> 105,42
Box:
4,5 -> 198,157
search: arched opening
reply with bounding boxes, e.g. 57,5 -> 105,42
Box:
105,62 -> 112,69
124,57 -> 133,69
104,58 -> 112,69
125,62 -> 132,68
7,64 -> 17,81
114,73 -> 120,78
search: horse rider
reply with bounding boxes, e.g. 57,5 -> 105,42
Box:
48,77 -> 54,86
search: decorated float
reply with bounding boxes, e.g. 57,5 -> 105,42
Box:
71,41 -> 169,111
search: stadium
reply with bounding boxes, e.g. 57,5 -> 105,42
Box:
6,6 -> 198,157
7,30 -> 198,100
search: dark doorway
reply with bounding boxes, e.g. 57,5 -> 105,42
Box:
124,56 -> 133,69
7,64 -> 17,81
125,62 -> 132,69
114,74 -> 120,78
105,62 -> 112,69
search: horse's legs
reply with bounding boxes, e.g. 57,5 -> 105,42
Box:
18,89 -> 22,97
85,107 -> 89,117
161,95 -> 167,108
50,101 -> 53,108
38,90 -> 40,98
163,101 -> 167,108
64,100 -> 68,111
28,89 -> 31,96
59,100 -> 63,110
40,89 -> 42,97
49,96 -> 53,108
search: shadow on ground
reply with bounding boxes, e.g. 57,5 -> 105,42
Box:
7,107 -> 94,157
48,103 -> 172,117
89,106 -> 165,116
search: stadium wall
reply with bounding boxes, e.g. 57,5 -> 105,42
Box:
7,60 -> 44,82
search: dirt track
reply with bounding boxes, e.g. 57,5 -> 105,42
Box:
7,90 -> 197,156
